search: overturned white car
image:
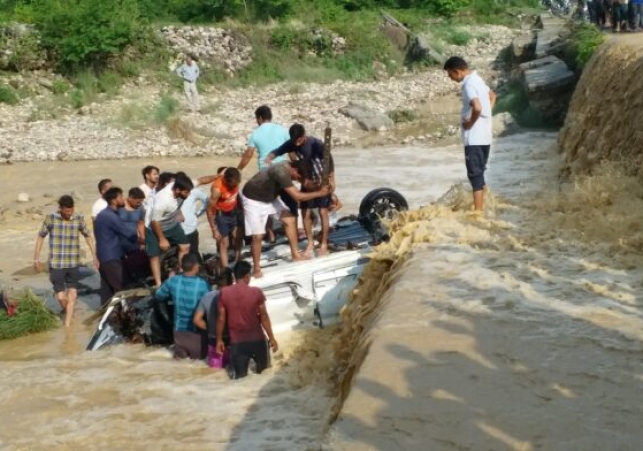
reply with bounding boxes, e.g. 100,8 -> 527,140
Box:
86,188 -> 408,351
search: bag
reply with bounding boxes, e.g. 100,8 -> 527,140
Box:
207,344 -> 230,369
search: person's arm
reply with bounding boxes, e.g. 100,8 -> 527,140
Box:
155,279 -> 171,301
136,218 -> 146,247
194,64 -> 200,79
462,97 -> 482,131
215,302 -> 227,354
206,187 -> 223,241
176,64 -> 184,77
489,91 -> 497,109
238,146 -> 256,170
264,141 -> 291,166
193,308 -> 207,331
195,174 -> 221,187
195,189 -> 209,217
83,235 -> 99,270
283,185 -> 330,203
33,235 -> 45,273
258,303 -> 278,352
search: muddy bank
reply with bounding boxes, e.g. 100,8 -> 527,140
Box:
324,134 -> 643,450
559,35 -> 643,178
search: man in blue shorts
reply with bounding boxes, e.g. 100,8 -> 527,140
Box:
444,56 -> 497,212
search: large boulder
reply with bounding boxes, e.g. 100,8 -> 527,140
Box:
512,33 -> 536,63
406,35 -> 446,66
339,101 -> 395,132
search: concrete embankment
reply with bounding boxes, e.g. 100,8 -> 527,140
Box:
323,39 -> 643,449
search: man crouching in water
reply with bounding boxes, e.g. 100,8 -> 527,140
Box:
216,261 -> 278,379
155,253 -> 209,359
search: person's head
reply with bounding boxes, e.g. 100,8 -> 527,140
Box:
222,167 -> 241,190
255,105 -> 272,125
103,187 -> 124,208
142,166 -> 159,186
181,253 -> 200,275
216,267 -> 234,288
233,260 -> 252,283
185,54 -> 194,65
289,159 -> 313,182
157,172 -> 176,191
172,172 -> 194,200
127,187 -> 145,209
443,56 -> 470,83
289,123 -> 307,147
58,195 -> 75,220
98,178 -> 112,195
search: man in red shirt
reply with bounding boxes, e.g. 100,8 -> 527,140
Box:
216,261 -> 278,379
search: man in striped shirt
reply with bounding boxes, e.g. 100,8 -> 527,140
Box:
33,195 -> 98,327
155,253 -> 210,359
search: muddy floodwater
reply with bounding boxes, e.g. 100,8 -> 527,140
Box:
2,133 -> 643,450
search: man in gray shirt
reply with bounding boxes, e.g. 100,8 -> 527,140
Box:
176,55 -> 200,112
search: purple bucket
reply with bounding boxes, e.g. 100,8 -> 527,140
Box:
207,345 -> 229,369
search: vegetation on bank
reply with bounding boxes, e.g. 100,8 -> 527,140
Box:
0,0 -> 541,111
563,21 -> 605,71
0,290 -> 59,340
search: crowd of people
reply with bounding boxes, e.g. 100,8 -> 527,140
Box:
32,105 -> 336,378
585,0 -> 643,32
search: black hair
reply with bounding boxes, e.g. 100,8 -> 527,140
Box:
255,105 -> 272,121
173,172 -> 194,191
158,172 -> 176,190
141,165 -> 159,180
181,253 -> 200,272
128,187 -> 145,199
223,167 -> 241,186
443,56 -> 468,71
290,159 -> 313,181
289,123 -> 306,142
58,195 -> 74,208
233,260 -> 252,280
216,267 -> 234,288
103,187 -> 123,204
97,178 -> 112,194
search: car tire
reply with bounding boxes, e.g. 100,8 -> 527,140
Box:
358,188 -> 409,220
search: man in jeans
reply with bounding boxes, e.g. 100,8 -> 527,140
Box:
155,253 -> 210,359
444,56 -> 496,212
33,195 -> 98,327
216,261 -> 278,379
176,55 -> 200,112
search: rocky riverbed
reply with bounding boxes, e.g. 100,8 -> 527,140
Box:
0,24 -> 521,163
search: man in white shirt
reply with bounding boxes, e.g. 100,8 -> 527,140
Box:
444,56 -> 497,212
139,165 -> 159,200
176,55 -> 200,112
146,172 -> 194,287
180,187 -> 209,259
91,178 -> 112,221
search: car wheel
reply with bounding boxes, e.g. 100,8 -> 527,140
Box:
358,188 -> 409,220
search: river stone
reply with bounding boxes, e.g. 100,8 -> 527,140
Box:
493,112 -> 520,137
339,101 -> 395,132
16,192 -> 30,203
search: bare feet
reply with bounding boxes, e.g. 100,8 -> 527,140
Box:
292,252 -> 312,262
253,271 -> 264,279
317,246 -> 328,257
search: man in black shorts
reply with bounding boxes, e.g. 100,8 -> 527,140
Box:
33,195 -> 98,327
215,261 -> 278,379
264,123 -> 335,256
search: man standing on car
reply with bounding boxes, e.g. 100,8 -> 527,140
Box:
33,195 -> 98,327
444,56 -> 496,213
146,172 -> 194,287
216,261 -> 278,379
155,253 -> 210,359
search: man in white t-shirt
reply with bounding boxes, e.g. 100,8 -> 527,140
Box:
444,56 -> 497,212
139,165 -> 159,200
91,178 -> 112,221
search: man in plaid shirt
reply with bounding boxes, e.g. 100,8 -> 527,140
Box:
155,253 -> 210,359
33,195 -> 98,327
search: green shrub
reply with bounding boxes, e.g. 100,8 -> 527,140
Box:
97,71 -> 123,96
565,22 -> 605,70
0,84 -> 19,105
0,290 -> 59,340
69,89 -> 86,109
51,80 -> 69,95
153,94 -> 178,123
388,108 -> 417,123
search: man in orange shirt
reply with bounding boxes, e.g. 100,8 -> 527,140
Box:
206,167 -> 242,269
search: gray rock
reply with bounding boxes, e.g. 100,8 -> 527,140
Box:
56,152 -> 69,161
521,56 -> 574,93
37,78 -> 54,91
16,192 -> 30,203
407,35 -> 446,65
493,112 -> 520,137
512,34 -> 536,62
339,101 -> 395,131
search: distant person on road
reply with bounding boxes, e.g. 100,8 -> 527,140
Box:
33,195 -> 98,327
444,56 -> 496,213
216,261 -> 278,379
91,178 -> 112,221
155,253 -> 210,359
176,55 -> 200,112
